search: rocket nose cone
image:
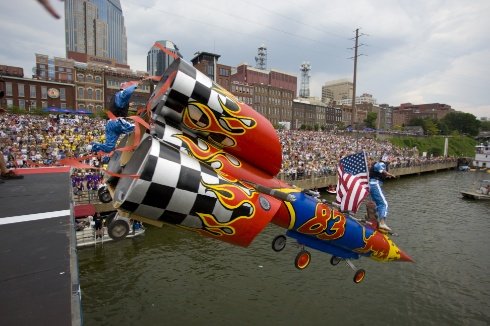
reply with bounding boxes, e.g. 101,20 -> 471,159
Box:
399,249 -> 415,262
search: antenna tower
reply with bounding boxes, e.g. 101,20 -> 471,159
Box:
299,62 -> 311,98
255,44 -> 267,70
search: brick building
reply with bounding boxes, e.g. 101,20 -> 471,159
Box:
392,102 -> 454,127
1,64 -> 75,111
292,98 -> 342,130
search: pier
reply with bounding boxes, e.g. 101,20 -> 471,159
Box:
279,161 -> 458,190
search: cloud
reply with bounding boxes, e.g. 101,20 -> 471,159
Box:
0,0 -> 489,119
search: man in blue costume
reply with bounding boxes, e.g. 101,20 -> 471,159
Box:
369,155 -> 396,231
90,82 -> 138,153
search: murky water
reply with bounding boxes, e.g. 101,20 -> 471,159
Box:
78,171 -> 490,326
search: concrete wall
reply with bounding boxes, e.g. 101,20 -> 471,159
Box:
278,161 -> 457,190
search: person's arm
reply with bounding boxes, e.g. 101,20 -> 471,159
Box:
383,170 -> 396,178
115,84 -> 138,109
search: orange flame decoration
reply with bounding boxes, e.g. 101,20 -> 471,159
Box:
182,89 -> 257,148
195,178 -> 257,237
174,134 -> 241,172
296,203 -> 346,240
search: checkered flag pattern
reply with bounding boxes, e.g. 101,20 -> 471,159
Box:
114,136 -> 252,229
150,58 -> 235,129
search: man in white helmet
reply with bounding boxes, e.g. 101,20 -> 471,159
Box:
369,154 -> 396,231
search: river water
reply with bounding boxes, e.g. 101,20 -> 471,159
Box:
78,170 -> 490,326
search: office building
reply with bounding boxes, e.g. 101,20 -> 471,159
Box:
65,0 -> 127,65
147,40 -> 181,77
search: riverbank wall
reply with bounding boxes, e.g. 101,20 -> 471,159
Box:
278,161 -> 458,190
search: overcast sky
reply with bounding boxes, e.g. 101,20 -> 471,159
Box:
1,0 -> 489,118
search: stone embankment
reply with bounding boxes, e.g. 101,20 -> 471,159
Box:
278,161 -> 457,190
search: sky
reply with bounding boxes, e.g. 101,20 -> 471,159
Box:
1,0 -> 489,118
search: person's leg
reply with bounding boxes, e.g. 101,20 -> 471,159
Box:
370,182 -> 390,230
0,154 -> 23,179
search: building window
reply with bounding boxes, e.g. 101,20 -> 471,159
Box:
60,103 -> 66,108
30,85 -> 36,98
30,101 -> 36,109
41,86 -> 47,99
19,99 -> 25,109
42,101 -> 47,108
86,75 -> 93,83
77,74 -> 84,82
60,88 -> 66,101
5,82 -> 12,96
95,89 -> 101,101
95,76 -> 102,83
96,105 -> 102,111
6,99 -> 13,108
78,87 -> 84,99
206,65 -> 214,76
18,84 -> 25,97
87,88 -> 93,99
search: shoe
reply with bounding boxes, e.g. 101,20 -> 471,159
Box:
1,171 -> 24,180
378,220 -> 392,232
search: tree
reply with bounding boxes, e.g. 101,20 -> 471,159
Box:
441,112 -> 480,136
423,119 -> 440,135
480,120 -> 490,131
364,112 -> 377,129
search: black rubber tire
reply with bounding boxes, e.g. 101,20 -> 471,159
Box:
272,235 -> 287,252
107,219 -> 129,241
97,186 -> 112,203
330,256 -> 342,266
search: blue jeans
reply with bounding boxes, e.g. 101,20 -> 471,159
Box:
91,118 -> 134,153
369,179 -> 388,220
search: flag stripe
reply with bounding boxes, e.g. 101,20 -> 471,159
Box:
335,151 -> 369,213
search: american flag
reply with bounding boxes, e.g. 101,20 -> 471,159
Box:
335,151 -> 369,213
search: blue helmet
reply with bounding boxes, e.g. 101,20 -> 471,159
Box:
374,161 -> 386,173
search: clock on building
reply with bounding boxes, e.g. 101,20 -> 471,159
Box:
48,88 -> 59,98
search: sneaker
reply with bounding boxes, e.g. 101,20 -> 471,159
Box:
378,220 -> 392,232
1,171 -> 24,180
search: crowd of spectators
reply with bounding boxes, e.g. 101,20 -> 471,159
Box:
278,130 -> 456,180
0,113 -> 106,169
1,113 -> 457,182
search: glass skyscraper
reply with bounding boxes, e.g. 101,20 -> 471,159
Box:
147,40 -> 181,76
65,0 -> 127,64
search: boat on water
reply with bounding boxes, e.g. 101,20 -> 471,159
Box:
75,215 -> 145,248
461,179 -> 490,200
326,185 -> 337,194
473,143 -> 490,170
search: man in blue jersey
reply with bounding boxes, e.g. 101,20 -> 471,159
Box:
89,82 -> 138,153
369,155 -> 396,231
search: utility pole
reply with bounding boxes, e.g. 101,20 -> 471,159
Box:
351,28 -> 359,128
349,28 -> 366,151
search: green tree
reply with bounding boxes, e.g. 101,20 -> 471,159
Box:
423,119 -> 440,135
480,120 -> 490,131
407,117 -> 425,127
441,112 -> 480,136
364,112 -> 377,129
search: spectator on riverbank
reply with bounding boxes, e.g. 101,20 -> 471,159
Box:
1,113 -> 457,177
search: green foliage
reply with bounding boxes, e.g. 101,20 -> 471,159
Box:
389,135 -> 477,157
480,120 -> 490,131
314,124 -> 319,131
364,112 -> 377,129
97,110 -> 108,119
423,119 -> 440,135
441,112 -> 480,136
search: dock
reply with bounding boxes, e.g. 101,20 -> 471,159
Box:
0,168 -> 82,326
